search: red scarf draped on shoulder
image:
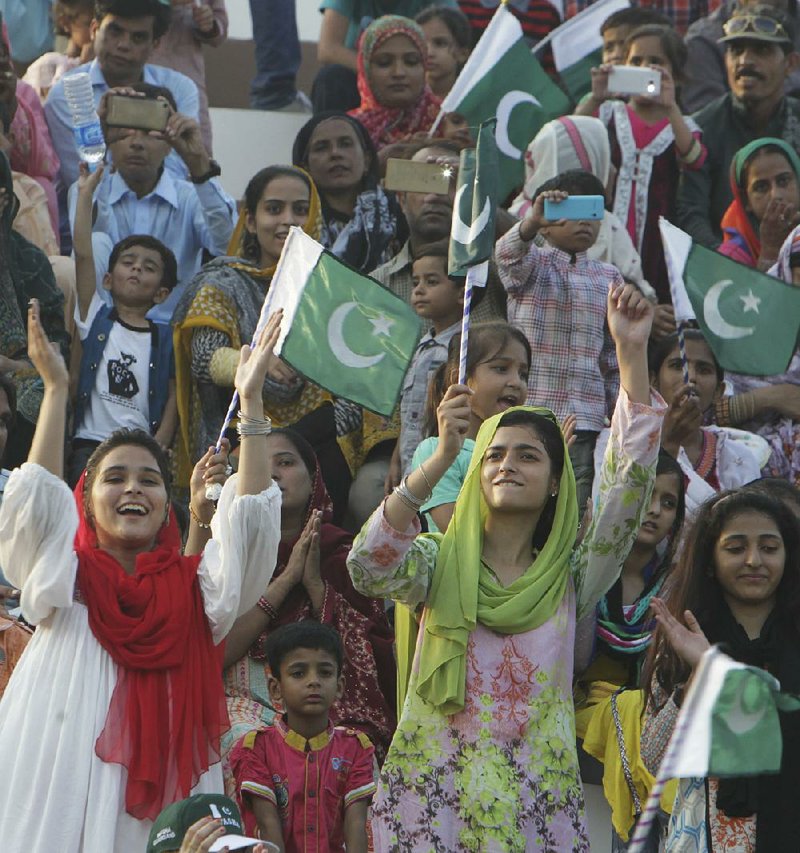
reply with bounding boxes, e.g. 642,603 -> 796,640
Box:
73,472 -> 228,821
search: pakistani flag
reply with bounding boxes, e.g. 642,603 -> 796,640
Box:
449,119 -> 498,277
437,5 -> 570,199
262,228 -> 421,416
660,218 -> 800,376
665,648 -> 800,779
548,0 -> 631,101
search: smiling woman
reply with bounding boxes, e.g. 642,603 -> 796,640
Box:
172,165 -> 357,517
642,489 -> 800,851
0,303 -> 283,853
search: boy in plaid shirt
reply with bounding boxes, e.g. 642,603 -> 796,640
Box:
496,169 -> 622,510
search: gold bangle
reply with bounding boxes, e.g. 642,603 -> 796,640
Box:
189,503 -> 213,529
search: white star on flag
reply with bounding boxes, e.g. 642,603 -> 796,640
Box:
370,314 -> 394,336
740,289 -> 761,314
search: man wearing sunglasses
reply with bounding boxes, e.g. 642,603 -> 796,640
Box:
677,4 -> 800,248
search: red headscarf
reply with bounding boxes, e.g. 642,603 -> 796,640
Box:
348,15 -> 442,150
73,471 -> 228,821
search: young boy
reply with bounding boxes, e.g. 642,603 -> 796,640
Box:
599,6 -> 672,65
67,162 -> 178,486
392,241 -> 467,478
67,83 -> 236,323
230,621 -> 375,853
496,169 -> 621,511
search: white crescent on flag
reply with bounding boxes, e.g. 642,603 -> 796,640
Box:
703,280 -> 755,340
327,302 -> 386,369
495,90 -> 541,159
451,183 -> 492,245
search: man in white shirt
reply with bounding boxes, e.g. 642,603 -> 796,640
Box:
68,83 -> 235,322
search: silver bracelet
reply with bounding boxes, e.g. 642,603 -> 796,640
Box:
393,476 -> 427,511
236,409 -> 272,436
393,486 -> 422,513
418,463 -> 434,496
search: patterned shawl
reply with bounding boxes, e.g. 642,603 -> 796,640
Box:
348,15 -> 441,150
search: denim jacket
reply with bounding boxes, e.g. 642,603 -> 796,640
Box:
74,304 -> 174,434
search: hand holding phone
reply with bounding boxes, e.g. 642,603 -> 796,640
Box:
607,65 -> 662,98
105,93 -> 170,133
543,195 -> 605,221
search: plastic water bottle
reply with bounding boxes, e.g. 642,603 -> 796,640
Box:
62,72 -> 106,164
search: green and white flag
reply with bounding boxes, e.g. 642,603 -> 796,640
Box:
449,119 -> 498,277
547,0 -> 631,101
660,217 -> 800,376
665,647 -> 800,779
263,228 -> 421,416
437,5 -> 570,199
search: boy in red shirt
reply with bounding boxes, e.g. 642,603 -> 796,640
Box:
230,621 -> 375,852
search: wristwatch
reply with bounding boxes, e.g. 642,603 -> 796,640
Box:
190,159 -> 222,184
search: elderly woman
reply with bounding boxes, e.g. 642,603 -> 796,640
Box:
293,110 -> 407,273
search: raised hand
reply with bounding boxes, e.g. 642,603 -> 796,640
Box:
235,311 -> 284,402
561,413 -> 578,450
77,161 -> 105,195
607,281 -> 654,349
435,383 -> 473,466
521,189 -> 569,241
27,300 -> 68,390
651,597 -> 710,670
661,385 -> 703,457
189,440 -> 231,525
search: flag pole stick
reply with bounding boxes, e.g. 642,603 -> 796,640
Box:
628,648 -> 720,852
457,268 -> 475,385
677,321 -> 691,388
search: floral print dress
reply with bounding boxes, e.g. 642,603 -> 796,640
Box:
348,389 -> 665,852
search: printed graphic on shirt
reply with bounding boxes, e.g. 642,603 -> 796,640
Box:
273,774 -> 290,815
106,352 -> 140,401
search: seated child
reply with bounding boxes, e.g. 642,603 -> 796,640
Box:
22,0 -> 94,102
67,83 -> 236,323
394,240 -> 467,480
230,621 -> 375,853
495,168 -> 621,511
67,163 -> 178,487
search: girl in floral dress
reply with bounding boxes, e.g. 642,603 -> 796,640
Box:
347,283 -> 665,852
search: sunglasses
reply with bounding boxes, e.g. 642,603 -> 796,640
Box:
723,14 -> 790,40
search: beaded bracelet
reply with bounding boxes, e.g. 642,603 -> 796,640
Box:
257,595 -> 279,621
189,503 -> 213,529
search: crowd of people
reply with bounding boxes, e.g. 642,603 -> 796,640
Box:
1,0 -> 800,851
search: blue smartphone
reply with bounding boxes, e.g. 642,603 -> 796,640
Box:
543,195 -> 605,221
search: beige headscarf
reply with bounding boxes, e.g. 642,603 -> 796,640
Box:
509,116 -> 655,300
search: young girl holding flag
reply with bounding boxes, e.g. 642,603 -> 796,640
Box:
348,283 -> 663,851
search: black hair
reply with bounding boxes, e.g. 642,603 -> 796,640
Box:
108,234 -> 178,293
493,408 -> 566,551
652,450 -> 687,558
266,620 -> 344,678
242,166 -> 311,262
533,169 -> 607,201
624,24 -> 688,84
415,5 -> 472,50
94,0 -> 172,41
644,489 -> 800,707
83,428 -> 171,517
399,137 -> 463,160
647,327 -> 724,383
411,239 -> 467,287
128,81 -> 178,112
424,322 -> 532,437
53,0 -> 94,37
601,6 -> 672,34
744,477 -> 800,515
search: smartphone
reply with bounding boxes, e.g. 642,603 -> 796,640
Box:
607,65 -> 662,97
384,158 -> 451,195
543,195 -> 605,221
105,94 -> 170,132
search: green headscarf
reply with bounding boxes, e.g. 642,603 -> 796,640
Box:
731,137 -> 800,188
416,406 -> 579,715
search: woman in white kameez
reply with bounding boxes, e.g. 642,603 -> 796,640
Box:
0,303 -> 285,853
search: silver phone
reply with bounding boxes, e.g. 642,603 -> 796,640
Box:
607,65 -> 662,97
